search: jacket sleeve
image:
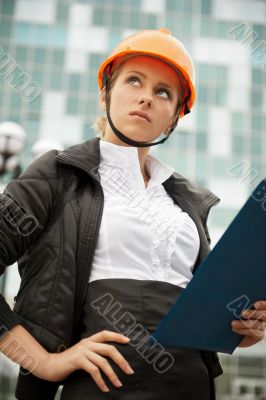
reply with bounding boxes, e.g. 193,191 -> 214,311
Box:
0,149 -> 59,332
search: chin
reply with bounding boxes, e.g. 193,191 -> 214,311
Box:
132,136 -> 152,143
121,129 -> 153,143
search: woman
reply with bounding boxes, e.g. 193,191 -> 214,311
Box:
0,28 -> 265,400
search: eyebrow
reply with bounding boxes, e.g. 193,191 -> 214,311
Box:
126,70 -> 175,92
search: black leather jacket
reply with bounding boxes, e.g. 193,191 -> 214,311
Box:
0,137 -> 222,399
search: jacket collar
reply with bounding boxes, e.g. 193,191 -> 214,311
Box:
56,137 -> 101,180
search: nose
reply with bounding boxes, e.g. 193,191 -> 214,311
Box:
138,94 -> 153,107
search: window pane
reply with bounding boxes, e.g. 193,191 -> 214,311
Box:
251,138 -> 261,154
128,11 -> 142,29
93,8 -> 104,25
200,17 -> 216,37
201,0 -> 211,14
2,0 -> 15,15
216,65 -> 228,83
196,107 -> 209,128
15,46 -> 28,62
56,4 -> 69,21
0,21 -> 12,38
215,87 -> 226,106
232,136 -> 246,154
251,90 -> 263,108
252,68 -> 265,85
251,114 -> 263,130
34,48 -> 46,64
198,84 -> 208,103
144,14 -> 158,29
111,10 -> 123,27
232,112 -> 246,131
196,132 -> 207,150
49,72 -> 64,90
66,95 -> 79,114
53,50 -> 65,66
89,53 -> 105,69
68,74 -> 81,92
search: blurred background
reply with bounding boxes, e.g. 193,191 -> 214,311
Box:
0,0 -> 266,398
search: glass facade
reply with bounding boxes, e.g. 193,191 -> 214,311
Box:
0,0 -> 266,399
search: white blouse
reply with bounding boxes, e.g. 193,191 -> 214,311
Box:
89,139 -> 200,288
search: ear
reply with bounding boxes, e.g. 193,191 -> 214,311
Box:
99,87 -> 106,111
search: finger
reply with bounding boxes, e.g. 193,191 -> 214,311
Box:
232,319 -> 266,331
87,350 -> 123,388
232,320 -> 266,338
232,327 -> 265,339
89,330 -> 130,344
89,342 -> 134,375
232,318 -> 264,329
242,309 -> 266,321
81,359 -> 110,393
254,301 -> 266,310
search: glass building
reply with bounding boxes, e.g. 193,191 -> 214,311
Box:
0,0 -> 266,398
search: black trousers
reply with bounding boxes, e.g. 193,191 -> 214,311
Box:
61,279 -> 213,400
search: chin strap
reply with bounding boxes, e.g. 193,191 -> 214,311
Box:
103,69 -> 187,148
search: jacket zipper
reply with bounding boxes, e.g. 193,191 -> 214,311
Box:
76,182 -> 104,323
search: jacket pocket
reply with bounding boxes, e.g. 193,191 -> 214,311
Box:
14,247 -> 56,307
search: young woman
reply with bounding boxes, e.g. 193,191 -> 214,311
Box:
0,28 -> 265,400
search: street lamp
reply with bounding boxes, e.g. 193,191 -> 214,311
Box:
0,121 -> 26,180
0,121 -> 26,295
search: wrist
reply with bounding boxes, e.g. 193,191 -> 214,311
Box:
39,350 -> 76,382
30,351 -> 53,381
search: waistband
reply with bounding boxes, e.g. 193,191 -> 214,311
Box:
81,279 -> 183,340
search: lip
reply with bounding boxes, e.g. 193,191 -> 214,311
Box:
129,111 -> 151,123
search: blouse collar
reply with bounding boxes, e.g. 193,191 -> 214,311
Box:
99,139 -> 174,188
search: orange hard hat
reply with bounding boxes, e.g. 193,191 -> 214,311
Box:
98,28 -> 195,118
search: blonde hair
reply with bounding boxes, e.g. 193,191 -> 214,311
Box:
93,116 -> 107,139
92,56 -> 187,139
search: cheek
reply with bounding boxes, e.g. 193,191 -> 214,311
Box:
158,104 -> 175,121
109,89 -> 134,116
109,93 -> 130,126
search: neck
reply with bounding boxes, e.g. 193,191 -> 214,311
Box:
101,130 -> 150,183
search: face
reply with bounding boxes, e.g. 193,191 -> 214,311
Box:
100,55 -> 182,145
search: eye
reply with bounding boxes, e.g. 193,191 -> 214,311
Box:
127,76 -> 140,86
157,88 -> 171,99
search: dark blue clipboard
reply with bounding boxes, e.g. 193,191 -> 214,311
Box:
153,179 -> 266,354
